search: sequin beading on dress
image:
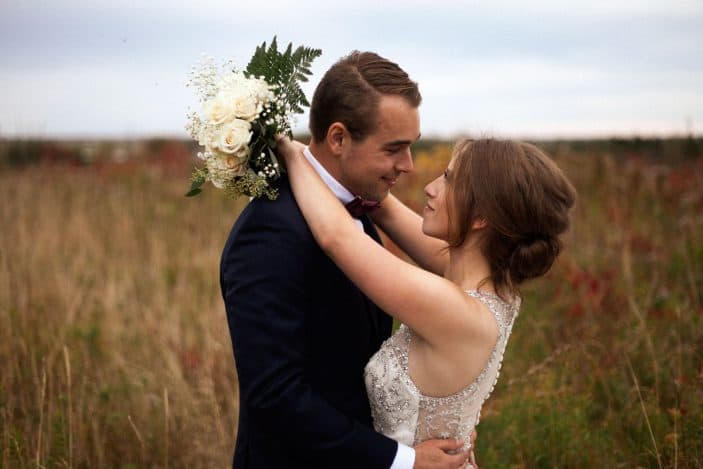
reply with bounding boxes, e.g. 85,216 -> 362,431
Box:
363,290 -> 520,451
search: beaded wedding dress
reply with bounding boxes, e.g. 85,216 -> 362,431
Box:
364,290 -> 520,452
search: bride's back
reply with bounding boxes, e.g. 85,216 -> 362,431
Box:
364,290 -> 520,450
407,294 -> 501,398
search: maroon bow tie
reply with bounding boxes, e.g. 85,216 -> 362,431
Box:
345,196 -> 381,218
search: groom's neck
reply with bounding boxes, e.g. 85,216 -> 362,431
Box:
308,140 -> 343,181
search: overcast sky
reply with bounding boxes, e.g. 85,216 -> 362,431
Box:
1,0 -> 701,139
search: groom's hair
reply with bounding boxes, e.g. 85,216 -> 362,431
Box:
309,51 -> 421,142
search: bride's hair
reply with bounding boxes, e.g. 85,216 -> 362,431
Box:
446,139 -> 577,299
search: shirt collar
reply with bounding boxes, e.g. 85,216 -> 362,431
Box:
302,146 -> 356,205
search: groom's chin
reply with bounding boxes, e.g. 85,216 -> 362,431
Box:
378,185 -> 396,200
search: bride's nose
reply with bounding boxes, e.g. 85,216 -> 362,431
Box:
424,175 -> 439,199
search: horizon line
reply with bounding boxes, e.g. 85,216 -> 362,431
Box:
1,131 -> 701,143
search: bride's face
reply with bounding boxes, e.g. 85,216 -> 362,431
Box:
421,158 -> 455,240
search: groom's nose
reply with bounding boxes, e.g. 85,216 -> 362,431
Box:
395,147 -> 414,173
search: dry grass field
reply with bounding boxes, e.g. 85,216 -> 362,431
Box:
1,138 -> 701,468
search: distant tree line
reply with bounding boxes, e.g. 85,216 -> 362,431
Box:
0,136 -> 700,170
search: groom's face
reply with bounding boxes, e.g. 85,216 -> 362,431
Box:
338,95 -> 420,202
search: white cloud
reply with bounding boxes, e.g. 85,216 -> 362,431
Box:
1,0 -> 701,138
415,59 -> 609,96
0,64 -> 190,138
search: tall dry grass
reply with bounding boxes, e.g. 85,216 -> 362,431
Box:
1,165 -> 245,467
1,141 -> 702,467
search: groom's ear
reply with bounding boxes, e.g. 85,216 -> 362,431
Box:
326,123 -> 347,156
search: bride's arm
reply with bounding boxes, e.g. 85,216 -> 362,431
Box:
278,140 -> 495,347
370,194 -> 449,276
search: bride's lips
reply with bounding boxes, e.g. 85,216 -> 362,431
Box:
424,203 -> 434,212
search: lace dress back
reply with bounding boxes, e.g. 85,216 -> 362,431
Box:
364,290 -> 520,451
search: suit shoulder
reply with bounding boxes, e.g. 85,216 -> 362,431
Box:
239,181 -> 304,228
225,179 -> 314,252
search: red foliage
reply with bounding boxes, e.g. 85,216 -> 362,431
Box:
564,264 -> 616,317
153,141 -> 192,177
665,156 -> 703,196
181,349 -> 201,372
39,143 -> 83,166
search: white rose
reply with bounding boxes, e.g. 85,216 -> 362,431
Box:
206,152 -> 248,188
245,76 -> 274,104
219,73 -> 272,122
230,92 -> 261,122
203,92 -> 237,125
213,119 -> 252,155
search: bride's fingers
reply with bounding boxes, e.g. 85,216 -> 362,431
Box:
274,136 -> 303,155
273,136 -> 296,162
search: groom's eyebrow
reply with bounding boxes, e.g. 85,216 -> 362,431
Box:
385,133 -> 422,146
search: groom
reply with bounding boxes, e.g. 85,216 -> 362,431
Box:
221,51 -> 468,468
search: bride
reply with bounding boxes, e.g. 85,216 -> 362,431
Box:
276,137 -> 576,464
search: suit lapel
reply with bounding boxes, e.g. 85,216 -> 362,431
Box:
358,215 -> 385,343
359,215 -> 382,245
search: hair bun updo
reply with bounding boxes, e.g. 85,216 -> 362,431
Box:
508,235 -> 562,285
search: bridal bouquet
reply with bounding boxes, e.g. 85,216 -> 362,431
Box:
185,38 -> 321,199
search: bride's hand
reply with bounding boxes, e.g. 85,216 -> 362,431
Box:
274,135 -> 306,167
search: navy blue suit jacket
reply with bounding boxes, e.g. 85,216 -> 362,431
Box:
220,178 -> 397,468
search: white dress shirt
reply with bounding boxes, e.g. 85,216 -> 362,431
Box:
302,146 -> 363,230
302,146 -> 416,469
